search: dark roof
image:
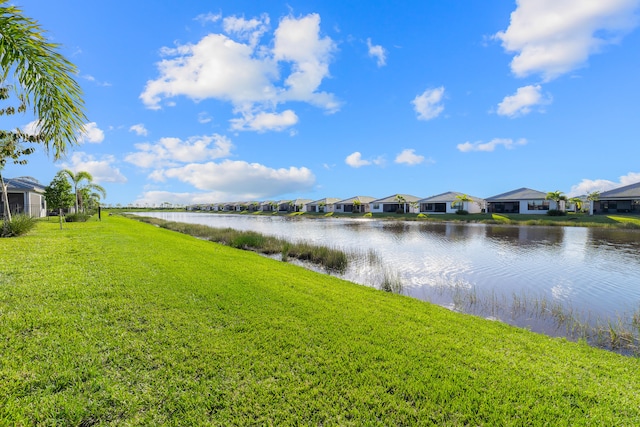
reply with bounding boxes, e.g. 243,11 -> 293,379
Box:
599,181 -> 640,199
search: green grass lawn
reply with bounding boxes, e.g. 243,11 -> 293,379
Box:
2,215 -> 640,425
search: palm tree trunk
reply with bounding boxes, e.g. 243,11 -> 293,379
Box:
0,173 -> 12,222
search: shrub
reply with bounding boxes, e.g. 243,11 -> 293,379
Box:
546,210 -> 567,217
417,213 -> 427,218
363,212 -> 372,217
455,209 -> 469,215
1,215 -> 37,237
65,213 -> 92,222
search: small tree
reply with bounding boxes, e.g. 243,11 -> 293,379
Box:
545,190 -> 567,212
568,197 -> 583,213
44,171 -> 74,229
352,199 -> 362,213
587,191 -> 600,215
395,194 -> 406,213
452,194 -> 472,212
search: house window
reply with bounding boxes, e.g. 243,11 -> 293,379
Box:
373,204 -> 380,209
527,200 -> 549,210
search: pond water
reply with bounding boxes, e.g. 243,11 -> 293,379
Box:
135,212 -> 640,350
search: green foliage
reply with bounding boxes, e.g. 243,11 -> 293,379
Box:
546,209 -> 567,216
455,209 -> 469,215
417,213 -> 427,218
2,217 -> 640,424
0,213 -> 35,237
0,2 -> 86,159
64,212 -> 91,222
363,212 -> 372,217
44,171 -> 74,211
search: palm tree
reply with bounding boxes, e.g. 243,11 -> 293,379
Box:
352,199 -> 361,213
545,190 -> 567,212
0,3 -> 86,159
587,191 -> 600,215
568,197 -> 583,213
62,170 -> 105,213
0,3 -> 86,221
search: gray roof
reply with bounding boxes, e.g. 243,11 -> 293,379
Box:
335,196 -> 376,204
599,181 -> 640,199
308,197 -> 341,206
371,194 -> 421,203
5,176 -> 46,192
419,191 -> 483,203
485,187 -> 547,201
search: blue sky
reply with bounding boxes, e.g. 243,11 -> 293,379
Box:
5,0 -> 640,206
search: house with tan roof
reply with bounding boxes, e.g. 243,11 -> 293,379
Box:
333,196 -> 376,213
306,198 -> 341,213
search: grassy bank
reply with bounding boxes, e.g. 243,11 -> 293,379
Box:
2,216 -> 640,425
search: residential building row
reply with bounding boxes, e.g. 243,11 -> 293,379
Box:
188,183 -> 640,216
3,176 -> 640,218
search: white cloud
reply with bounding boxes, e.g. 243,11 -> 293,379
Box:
133,190 -> 224,207
223,14 -> 270,47
78,122 -> 104,144
495,0 -> 640,81
229,109 -> 298,132
412,87 -> 445,121
345,152 -> 371,168
140,13 -> 339,132
124,133 -> 233,168
155,159 -> 315,198
395,149 -> 425,166
367,38 -> 387,67
497,85 -> 552,117
195,12 -> 221,25
457,138 -> 527,152
129,123 -> 148,136
60,152 -> 127,183
568,172 -> 640,196
198,112 -> 212,124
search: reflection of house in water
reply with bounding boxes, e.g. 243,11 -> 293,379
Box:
593,181 -> 640,214
484,225 -> 565,247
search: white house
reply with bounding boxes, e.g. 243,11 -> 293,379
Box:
306,198 -> 341,213
1,176 -> 47,218
485,188 -> 556,214
370,194 -> 421,213
333,196 -> 376,213
419,191 -> 484,214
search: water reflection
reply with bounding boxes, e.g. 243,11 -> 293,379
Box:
134,212 -> 640,351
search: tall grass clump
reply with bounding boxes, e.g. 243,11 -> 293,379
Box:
0,214 -> 37,237
379,270 -> 404,294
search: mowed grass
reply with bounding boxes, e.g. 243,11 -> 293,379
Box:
2,216 -> 640,425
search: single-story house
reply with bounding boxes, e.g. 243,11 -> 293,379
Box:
485,188 -> 557,214
370,194 -> 421,213
593,181 -> 640,214
277,199 -> 311,213
419,191 -> 484,214
333,196 -> 376,213
1,176 -> 47,218
306,198 -> 341,213
260,201 -> 277,212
